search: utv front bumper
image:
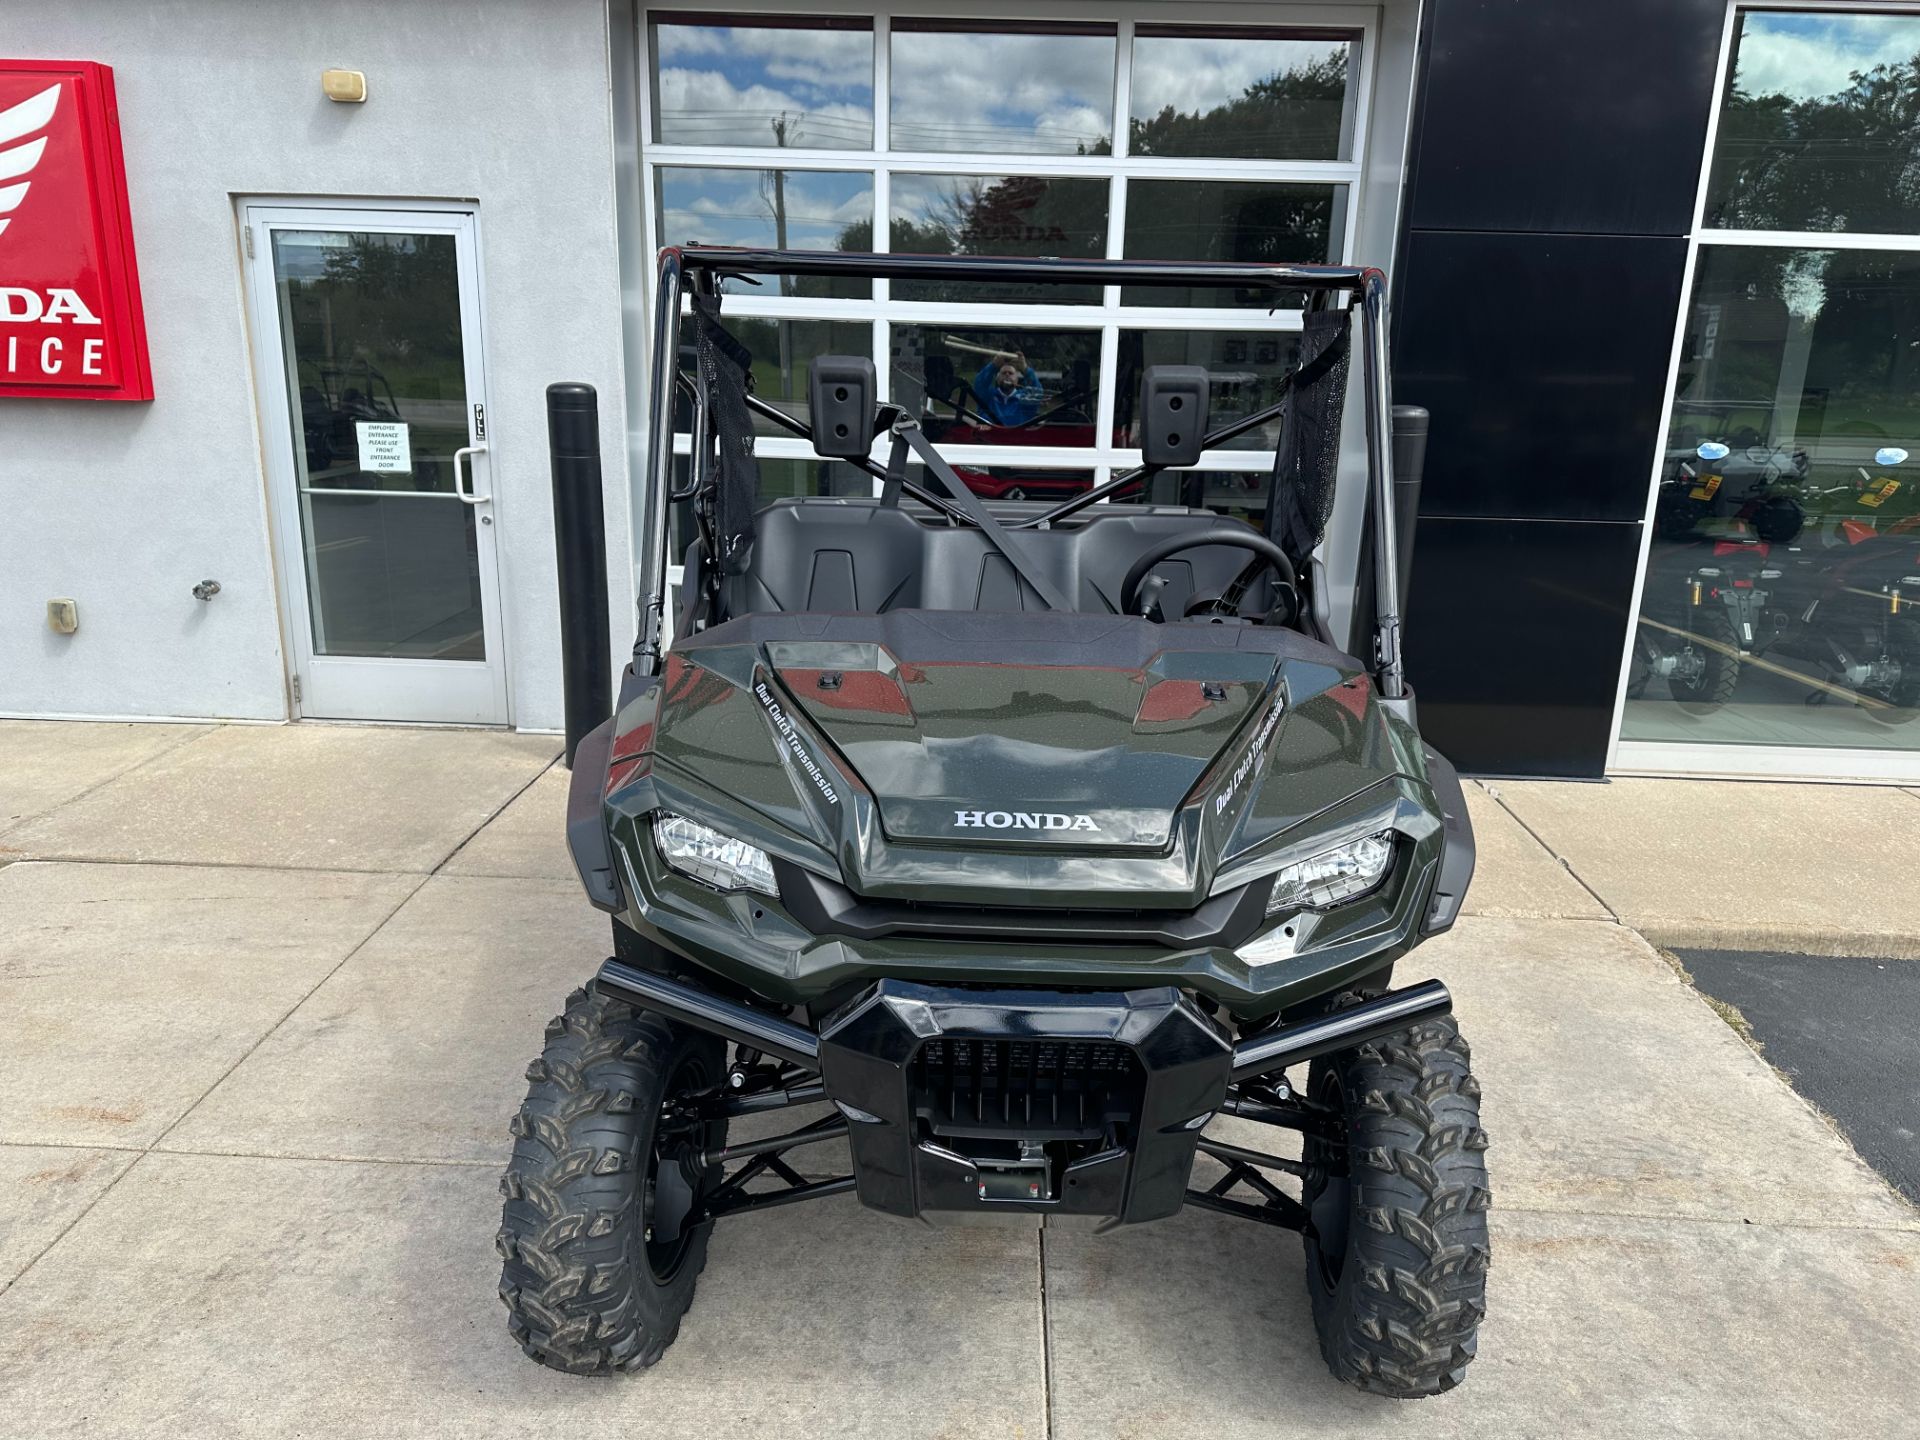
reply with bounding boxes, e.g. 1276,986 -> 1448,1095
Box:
594,958 -> 1450,1226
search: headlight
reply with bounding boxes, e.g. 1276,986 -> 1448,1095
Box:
1264,830 -> 1394,916
653,813 -> 777,896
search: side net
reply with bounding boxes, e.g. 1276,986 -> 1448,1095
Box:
1265,307 -> 1353,564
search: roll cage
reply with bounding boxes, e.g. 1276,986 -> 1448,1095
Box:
638,246 -> 1407,701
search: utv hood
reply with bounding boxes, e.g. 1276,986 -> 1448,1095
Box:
622,611 -> 1409,906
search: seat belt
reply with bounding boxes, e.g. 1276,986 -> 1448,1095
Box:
879,428 -> 908,509
894,421 -> 1075,612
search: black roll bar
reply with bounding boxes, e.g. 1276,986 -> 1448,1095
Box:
638,246 -> 1406,698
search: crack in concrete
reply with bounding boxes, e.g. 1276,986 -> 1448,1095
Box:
1473,780 -> 1624,924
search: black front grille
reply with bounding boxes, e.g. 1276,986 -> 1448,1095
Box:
775,861 -> 1266,948
909,1037 -> 1144,1140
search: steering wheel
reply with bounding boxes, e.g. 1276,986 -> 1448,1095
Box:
1119,529 -> 1299,625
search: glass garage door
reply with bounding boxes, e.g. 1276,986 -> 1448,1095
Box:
636,5 -> 1381,541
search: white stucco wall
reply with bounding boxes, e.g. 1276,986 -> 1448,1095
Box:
0,0 -> 630,728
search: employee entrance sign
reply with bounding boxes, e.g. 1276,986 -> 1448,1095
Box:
0,60 -> 152,400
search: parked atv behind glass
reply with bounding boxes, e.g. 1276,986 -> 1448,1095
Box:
499,248 -> 1489,1398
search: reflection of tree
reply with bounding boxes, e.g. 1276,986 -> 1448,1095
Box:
1129,53 -> 1349,160
1709,46 -> 1920,231
1678,247 -> 1920,449
314,235 -> 460,376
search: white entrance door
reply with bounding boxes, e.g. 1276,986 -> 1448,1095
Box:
246,204 -> 508,724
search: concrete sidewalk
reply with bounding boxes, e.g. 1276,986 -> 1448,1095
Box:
1,720 -> 1917,1438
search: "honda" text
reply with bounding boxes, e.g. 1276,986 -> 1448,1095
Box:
953,810 -> 1099,832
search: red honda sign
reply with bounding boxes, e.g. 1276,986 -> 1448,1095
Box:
0,60 -> 151,400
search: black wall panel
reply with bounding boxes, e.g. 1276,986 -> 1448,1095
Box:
1391,0 -> 1728,775
1394,229 -> 1688,522
1405,0 -> 1728,236
1404,517 -> 1643,778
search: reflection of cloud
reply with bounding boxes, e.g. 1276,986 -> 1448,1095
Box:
1130,36 -> 1347,119
657,68 -> 872,146
891,30 -> 1115,151
655,21 -> 871,75
1734,14 -> 1920,102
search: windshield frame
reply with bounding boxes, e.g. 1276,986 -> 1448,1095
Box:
640,246 -> 1402,697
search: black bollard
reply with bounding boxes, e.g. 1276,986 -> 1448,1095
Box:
547,383 -> 612,768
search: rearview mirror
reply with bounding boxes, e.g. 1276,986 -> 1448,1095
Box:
1139,365 -> 1209,469
809,355 -> 877,460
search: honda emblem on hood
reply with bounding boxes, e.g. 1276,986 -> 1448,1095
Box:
954,810 -> 1099,832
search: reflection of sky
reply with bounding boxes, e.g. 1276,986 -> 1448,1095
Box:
1130,34 -> 1348,122
1734,13 -> 1920,102
890,29 -> 1116,153
653,21 -> 873,148
656,167 -> 871,250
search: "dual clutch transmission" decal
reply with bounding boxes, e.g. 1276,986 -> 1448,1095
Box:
753,680 -> 841,806
1214,696 -> 1286,816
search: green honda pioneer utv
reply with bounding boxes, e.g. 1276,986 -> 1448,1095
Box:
498,247 -> 1488,1398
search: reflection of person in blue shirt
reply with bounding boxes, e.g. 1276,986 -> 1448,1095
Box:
972,351 -> 1042,427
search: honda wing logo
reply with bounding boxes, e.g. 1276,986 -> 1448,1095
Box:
0,83 -> 57,243
954,810 -> 1099,833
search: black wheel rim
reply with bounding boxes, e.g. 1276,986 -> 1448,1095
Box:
1305,1070 -> 1352,1291
642,1052 -> 718,1284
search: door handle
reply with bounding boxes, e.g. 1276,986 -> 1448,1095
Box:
454,443 -> 490,504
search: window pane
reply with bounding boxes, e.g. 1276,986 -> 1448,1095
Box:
655,167 -> 872,298
891,173 -> 1108,303
1110,469 -> 1272,528
890,22 -> 1117,154
1115,330 -> 1303,452
676,316 -> 872,436
891,325 -> 1104,447
1121,180 -> 1344,307
1129,26 -> 1356,160
1625,245 -> 1920,747
1705,11 -> 1920,234
650,15 -> 873,149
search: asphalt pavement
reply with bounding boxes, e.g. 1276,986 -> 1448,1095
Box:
1676,948 -> 1920,1205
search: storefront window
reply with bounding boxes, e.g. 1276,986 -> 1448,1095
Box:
1626,9 -> 1920,758
654,167 -> 872,298
1114,329 -> 1303,451
649,15 -> 873,149
1704,11 -> 1920,235
890,173 -> 1107,303
888,22 -> 1116,154
675,316 -> 872,435
890,326 -> 1103,448
1121,180 -> 1345,308
1129,26 -> 1357,161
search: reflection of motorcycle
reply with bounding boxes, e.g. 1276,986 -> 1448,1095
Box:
1762,461 -> 1920,725
1635,443 -> 1920,723
1655,441 -> 1808,544
1629,524 -> 1775,712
